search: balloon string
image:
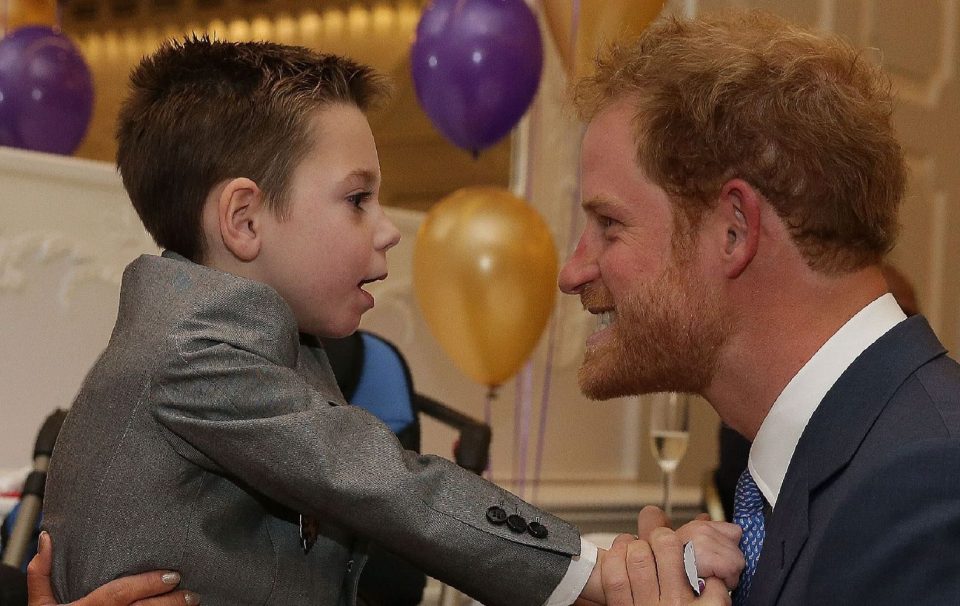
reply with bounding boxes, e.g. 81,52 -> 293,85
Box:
483,386 -> 497,481
514,374 -> 521,493
532,312 -> 558,501
515,360 -> 534,499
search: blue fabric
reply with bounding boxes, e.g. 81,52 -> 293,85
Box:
350,332 -> 416,434
733,469 -> 765,606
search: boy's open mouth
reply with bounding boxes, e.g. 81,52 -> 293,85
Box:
359,274 -> 387,288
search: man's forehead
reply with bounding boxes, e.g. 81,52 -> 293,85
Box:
585,99 -> 637,136
581,104 -> 640,166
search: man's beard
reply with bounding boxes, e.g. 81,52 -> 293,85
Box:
578,259 -> 729,400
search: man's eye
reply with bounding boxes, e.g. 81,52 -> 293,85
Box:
598,215 -> 618,229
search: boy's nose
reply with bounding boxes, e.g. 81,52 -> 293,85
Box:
377,215 -> 401,252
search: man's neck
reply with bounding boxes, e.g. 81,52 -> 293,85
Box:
705,265 -> 889,440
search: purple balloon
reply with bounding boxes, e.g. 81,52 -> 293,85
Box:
411,0 -> 543,153
0,26 -> 94,155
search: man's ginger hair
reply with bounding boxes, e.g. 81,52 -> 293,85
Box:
574,11 -> 906,273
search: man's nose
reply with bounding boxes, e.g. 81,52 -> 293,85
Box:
558,234 -> 598,295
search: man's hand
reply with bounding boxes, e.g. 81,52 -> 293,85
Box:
636,505 -> 671,540
602,530 -> 731,605
27,532 -> 200,606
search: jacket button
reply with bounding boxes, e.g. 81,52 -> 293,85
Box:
506,514 -> 527,533
527,521 -> 548,539
486,505 -> 508,524
346,559 -> 353,573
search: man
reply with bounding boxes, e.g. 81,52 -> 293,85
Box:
559,10 -> 960,606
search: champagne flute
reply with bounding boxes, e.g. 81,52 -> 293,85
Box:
648,392 -> 690,519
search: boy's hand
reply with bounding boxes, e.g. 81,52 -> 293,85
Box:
579,546 -> 608,605
601,530 -> 731,605
27,532 -> 200,606
636,506 -> 744,591
675,516 -> 743,590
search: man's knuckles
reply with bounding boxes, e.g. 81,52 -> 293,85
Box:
648,527 -> 682,552
625,540 -> 657,571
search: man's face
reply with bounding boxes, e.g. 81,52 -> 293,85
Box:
257,104 -> 401,337
558,100 -> 728,399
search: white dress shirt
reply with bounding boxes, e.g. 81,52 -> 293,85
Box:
748,293 -> 907,508
544,537 -> 599,606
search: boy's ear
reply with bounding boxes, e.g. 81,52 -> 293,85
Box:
216,177 -> 266,262
717,178 -> 761,279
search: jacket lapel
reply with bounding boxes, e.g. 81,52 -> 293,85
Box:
747,316 -> 946,605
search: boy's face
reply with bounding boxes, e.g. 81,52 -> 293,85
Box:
257,104 -> 400,337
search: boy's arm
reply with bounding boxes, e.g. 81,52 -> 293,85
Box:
151,328 -> 578,606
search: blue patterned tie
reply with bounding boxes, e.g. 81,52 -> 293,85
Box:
733,469 -> 765,606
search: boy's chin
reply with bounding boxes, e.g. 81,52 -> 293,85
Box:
302,318 -> 361,339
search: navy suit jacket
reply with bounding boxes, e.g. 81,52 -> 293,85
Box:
748,315 -> 960,605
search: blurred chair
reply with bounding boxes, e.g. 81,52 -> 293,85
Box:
323,330 -> 491,476
0,408 -> 68,605
322,329 -> 492,606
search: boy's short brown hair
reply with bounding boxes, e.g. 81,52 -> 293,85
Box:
574,11 -> 906,274
117,36 -> 389,261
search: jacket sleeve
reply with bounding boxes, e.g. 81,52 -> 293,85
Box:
806,438 -> 960,605
150,298 -> 581,606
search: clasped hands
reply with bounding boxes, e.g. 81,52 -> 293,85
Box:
26,506 -> 742,606
579,506 -> 744,606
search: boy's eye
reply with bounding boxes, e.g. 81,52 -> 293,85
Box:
347,192 -> 372,208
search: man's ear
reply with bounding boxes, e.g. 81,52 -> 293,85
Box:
216,177 -> 265,262
718,178 -> 761,279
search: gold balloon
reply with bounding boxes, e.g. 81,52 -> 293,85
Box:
6,0 -> 58,30
414,187 -> 558,387
542,0 -> 665,77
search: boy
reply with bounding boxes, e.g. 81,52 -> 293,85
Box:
42,38 -> 741,606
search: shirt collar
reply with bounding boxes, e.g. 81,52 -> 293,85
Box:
747,293 -> 906,507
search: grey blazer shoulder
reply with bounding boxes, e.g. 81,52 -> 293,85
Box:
747,316 -> 960,606
43,253 -> 580,606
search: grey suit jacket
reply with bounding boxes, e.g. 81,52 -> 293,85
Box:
43,253 -> 580,606
747,316 -> 960,605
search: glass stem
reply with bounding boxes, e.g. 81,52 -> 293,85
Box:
662,470 -> 674,520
